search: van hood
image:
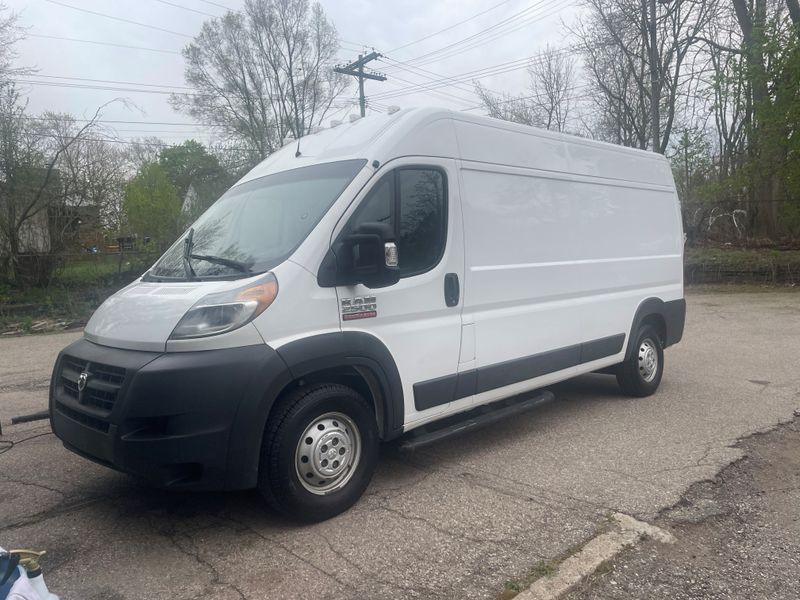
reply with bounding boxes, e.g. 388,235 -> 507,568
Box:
84,279 -> 231,352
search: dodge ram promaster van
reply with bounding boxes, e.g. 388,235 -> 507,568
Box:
50,108 -> 685,521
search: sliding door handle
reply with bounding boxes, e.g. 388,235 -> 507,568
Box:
444,273 -> 460,307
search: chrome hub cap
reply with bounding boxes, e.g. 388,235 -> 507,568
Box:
295,412 -> 361,495
638,339 -> 659,382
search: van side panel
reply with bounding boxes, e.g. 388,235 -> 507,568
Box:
458,156 -> 683,404
452,117 -> 674,187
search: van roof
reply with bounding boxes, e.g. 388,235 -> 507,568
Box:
239,107 -> 673,188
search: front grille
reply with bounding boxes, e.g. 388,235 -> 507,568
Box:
56,401 -> 111,433
57,354 -> 127,426
63,377 -> 79,399
82,387 -> 116,411
91,363 -> 125,386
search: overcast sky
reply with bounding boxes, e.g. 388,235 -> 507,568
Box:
9,0 -> 581,146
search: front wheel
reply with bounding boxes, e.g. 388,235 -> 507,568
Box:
616,324 -> 664,397
258,383 -> 379,522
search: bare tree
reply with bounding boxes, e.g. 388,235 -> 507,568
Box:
573,5 -> 649,147
703,16 -> 748,183
0,92 -> 115,281
124,137 -> 165,172
171,0 -> 348,159
475,47 -> 576,132
0,3 -> 28,81
528,45 -> 575,132
474,82 -> 540,127
572,0 -> 717,153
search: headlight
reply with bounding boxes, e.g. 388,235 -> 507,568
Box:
170,273 -> 278,339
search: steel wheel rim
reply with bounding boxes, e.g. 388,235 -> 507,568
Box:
638,338 -> 659,383
295,412 -> 361,495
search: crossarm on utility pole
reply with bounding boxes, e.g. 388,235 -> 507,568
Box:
334,52 -> 387,117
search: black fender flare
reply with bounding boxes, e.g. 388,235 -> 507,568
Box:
625,297 -> 686,361
275,331 -> 405,442
224,332 -> 404,490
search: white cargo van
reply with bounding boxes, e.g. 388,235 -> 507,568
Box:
50,108 -> 685,521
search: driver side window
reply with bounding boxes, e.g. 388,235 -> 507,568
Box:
347,167 -> 447,278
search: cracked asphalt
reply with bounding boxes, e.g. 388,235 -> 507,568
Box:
1,290 -> 799,600
565,418 -> 800,599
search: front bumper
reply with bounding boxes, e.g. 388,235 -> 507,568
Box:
49,338 -> 291,490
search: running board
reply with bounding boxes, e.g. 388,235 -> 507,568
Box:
399,390 -> 555,451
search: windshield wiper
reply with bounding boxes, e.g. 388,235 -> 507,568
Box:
188,253 -> 252,274
183,227 -> 197,280
182,226 -> 251,276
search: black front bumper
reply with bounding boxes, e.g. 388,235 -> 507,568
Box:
50,338 -> 291,490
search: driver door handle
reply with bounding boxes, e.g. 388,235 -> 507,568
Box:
444,273 -> 460,307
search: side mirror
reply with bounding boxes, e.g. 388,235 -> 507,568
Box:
318,222 -> 400,288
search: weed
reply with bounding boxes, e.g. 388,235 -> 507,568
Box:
494,519 -> 619,600
496,560 -> 559,600
529,560 -> 558,579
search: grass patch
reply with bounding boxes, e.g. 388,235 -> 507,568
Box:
0,284 -> 119,334
498,551 -> 582,598
686,283 -> 800,294
56,254 -> 154,287
495,519 -> 619,600
685,247 -> 800,269
0,253 -> 156,335
685,247 -> 800,285
498,560 -> 560,599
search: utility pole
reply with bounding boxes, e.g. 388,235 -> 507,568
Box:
334,52 -> 387,117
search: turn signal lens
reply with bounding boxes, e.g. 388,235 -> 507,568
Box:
235,280 -> 279,316
170,273 -> 278,339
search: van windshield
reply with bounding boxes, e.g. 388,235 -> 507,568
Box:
146,159 -> 367,281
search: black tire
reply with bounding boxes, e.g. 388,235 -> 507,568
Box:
258,383 -> 379,522
616,324 -> 664,397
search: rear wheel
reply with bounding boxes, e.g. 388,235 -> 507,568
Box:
258,383 -> 379,522
616,324 -> 664,397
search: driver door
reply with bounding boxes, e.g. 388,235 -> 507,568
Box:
335,158 -> 466,425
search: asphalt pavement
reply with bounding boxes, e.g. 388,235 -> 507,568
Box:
565,417 -> 800,600
1,290 -> 799,600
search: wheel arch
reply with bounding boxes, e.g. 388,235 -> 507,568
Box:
273,331 -> 404,443
225,332 -> 404,491
625,297 -> 686,361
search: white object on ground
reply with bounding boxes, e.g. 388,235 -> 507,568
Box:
515,513 -> 675,600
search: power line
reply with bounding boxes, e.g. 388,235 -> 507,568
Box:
397,0 -> 560,67
405,0 -> 571,68
387,0 -> 519,54
151,0 -> 220,18
339,38 -> 372,49
380,57 -> 484,97
28,132 -> 260,152
13,79 -> 202,96
371,45 -> 581,102
16,79 -> 361,108
197,0 -> 236,10
370,54 -> 552,101
43,0 -> 194,38
19,74 -> 195,90
382,72 -> 475,105
22,116 -> 225,127
27,33 -> 181,55
106,128 -> 218,134
461,85 -> 595,112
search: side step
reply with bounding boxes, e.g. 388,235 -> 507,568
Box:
399,390 -> 555,451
